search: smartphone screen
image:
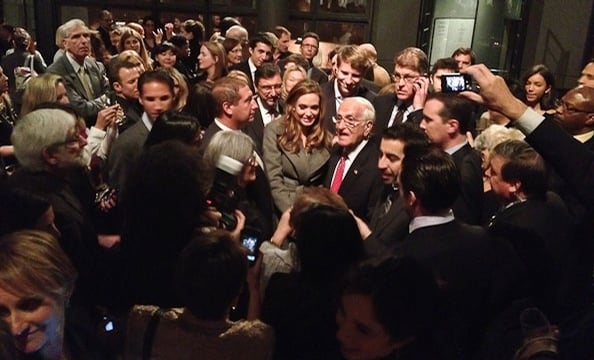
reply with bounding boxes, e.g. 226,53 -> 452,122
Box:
241,234 -> 259,263
441,73 -> 472,93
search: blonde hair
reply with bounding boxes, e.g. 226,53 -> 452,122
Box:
118,29 -> 153,70
20,74 -> 66,116
162,67 -> 189,111
201,41 -> 227,81
279,79 -> 331,153
281,65 -> 307,101
0,230 -> 76,302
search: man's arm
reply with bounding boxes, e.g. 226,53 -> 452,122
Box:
461,64 -> 594,209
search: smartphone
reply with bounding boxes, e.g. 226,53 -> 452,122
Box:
441,73 -> 473,93
241,229 -> 261,264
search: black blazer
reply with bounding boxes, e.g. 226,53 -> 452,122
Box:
364,188 -> 410,258
320,80 -> 377,133
371,94 -> 424,135
229,60 -> 255,91
397,220 -> 524,360
323,140 -> 382,221
526,116 -> 594,210
450,143 -> 484,225
309,66 -> 329,84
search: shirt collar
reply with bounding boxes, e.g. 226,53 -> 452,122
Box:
574,130 -> 594,143
141,112 -> 153,131
409,210 -> 455,233
445,140 -> 468,155
66,51 -> 86,72
214,118 -> 235,131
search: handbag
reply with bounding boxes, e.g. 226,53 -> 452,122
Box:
14,55 -> 37,91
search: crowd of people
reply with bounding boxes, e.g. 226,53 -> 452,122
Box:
1,10 -> 594,360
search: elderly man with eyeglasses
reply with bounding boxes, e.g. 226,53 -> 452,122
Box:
372,47 -> 430,136
323,96 -> 382,222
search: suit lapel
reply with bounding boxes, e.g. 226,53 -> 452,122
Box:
62,56 -> 91,100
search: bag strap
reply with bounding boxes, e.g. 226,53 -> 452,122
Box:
28,54 -> 34,69
142,308 -> 167,360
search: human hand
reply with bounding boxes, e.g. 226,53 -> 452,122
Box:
270,207 -> 292,247
412,76 -> 430,110
460,64 -> 528,121
153,29 -> 164,44
98,234 -> 120,248
96,104 -> 119,130
229,209 -> 246,242
164,23 -> 174,39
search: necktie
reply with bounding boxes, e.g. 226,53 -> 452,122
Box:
382,194 -> 393,216
392,104 -> 406,125
330,153 -> 347,193
78,66 -> 93,99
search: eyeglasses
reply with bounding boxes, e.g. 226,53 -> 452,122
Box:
393,73 -> 420,84
259,84 -> 282,93
50,134 -> 84,149
301,43 -> 318,50
333,115 -> 364,129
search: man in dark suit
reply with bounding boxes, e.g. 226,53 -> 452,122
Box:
106,56 -> 144,132
298,32 -> 328,85
420,92 -> 483,225
107,70 -> 174,190
228,33 -> 273,92
395,145 -> 523,360
47,19 -> 110,127
243,63 -> 282,153
354,123 -> 429,258
321,45 -> 377,134
323,97 -> 382,221
372,47 -> 430,134
200,77 -> 258,149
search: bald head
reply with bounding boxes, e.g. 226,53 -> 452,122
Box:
578,61 -> 594,88
556,85 -> 594,135
226,25 -> 248,43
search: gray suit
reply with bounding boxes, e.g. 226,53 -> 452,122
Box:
107,120 -> 149,190
263,118 -> 330,213
47,54 -> 109,126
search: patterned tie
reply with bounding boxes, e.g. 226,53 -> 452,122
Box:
392,104 -> 406,126
330,153 -> 347,193
78,66 -> 93,99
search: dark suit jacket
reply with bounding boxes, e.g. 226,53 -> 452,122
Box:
396,220 -> 523,360
321,80 -> 377,133
526,116 -> 594,210
47,54 -> 110,126
229,60 -> 254,91
364,187 -> 410,258
488,192 -> 585,319
309,65 -> 329,84
107,119 -> 149,190
371,94 -> 424,135
4,168 -> 109,308
243,101 -> 284,155
450,143 -> 483,225
323,140 -> 382,221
